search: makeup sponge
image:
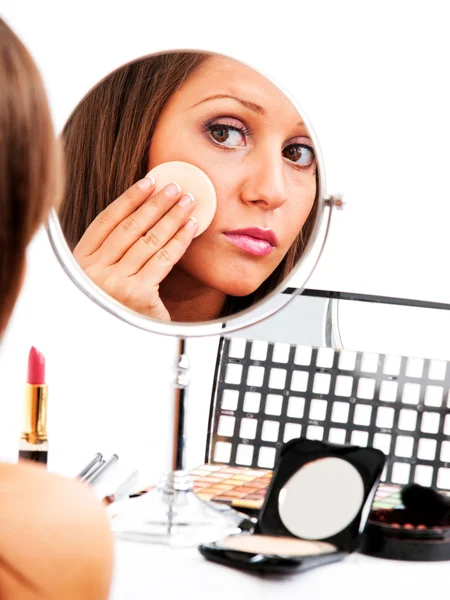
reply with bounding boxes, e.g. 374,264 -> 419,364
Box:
147,161 -> 217,237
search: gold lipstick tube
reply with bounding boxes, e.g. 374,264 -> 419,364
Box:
19,383 -> 48,465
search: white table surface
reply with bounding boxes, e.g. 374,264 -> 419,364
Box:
110,539 -> 448,600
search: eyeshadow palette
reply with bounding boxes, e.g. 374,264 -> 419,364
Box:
207,338 -> 450,491
191,464 -> 272,510
371,483 -> 403,510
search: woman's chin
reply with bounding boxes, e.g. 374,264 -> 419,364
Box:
177,263 -> 270,298
218,280 -> 264,297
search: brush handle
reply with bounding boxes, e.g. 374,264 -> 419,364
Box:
85,454 -> 119,484
78,453 -> 103,479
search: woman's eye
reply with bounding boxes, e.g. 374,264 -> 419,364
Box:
283,144 -> 315,167
208,124 -> 246,147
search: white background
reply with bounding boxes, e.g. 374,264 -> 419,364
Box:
1,1 -> 450,486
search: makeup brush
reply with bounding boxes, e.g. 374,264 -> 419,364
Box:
401,484 -> 450,521
102,470 -> 139,506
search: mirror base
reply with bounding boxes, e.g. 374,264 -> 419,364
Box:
109,470 -> 242,547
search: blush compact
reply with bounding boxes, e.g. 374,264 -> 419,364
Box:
199,438 -> 386,573
361,483 -> 450,561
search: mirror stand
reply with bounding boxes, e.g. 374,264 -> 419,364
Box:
110,338 -> 243,547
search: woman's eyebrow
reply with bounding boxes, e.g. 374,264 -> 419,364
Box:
190,94 -> 265,115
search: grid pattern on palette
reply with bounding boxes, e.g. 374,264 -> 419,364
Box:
207,338 -> 450,491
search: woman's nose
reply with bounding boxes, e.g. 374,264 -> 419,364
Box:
240,150 -> 288,210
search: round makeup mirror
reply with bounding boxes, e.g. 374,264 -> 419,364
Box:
48,49 -> 339,335
278,457 -> 364,540
47,49 -> 342,546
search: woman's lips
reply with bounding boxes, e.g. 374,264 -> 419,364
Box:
223,228 -> 277,257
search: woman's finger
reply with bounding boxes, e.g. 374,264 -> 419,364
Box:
89,182 -> 186,266
115,192 -> 196,275
96,182 -> 184,265
74,176 -> 156,256
138,217 -> 199,284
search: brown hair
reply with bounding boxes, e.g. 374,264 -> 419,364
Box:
0,19 -> 61,334
59,51 -> 318,318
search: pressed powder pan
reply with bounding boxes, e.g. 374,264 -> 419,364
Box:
218,534 -> 336,555
199,533 -> 342,574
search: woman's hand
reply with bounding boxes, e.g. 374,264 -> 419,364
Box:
73,176 -> 198,321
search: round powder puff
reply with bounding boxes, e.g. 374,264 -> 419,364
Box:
220,534 -> 336,557
147,161 -> 217,237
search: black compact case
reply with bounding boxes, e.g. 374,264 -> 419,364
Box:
198,540 -> 343,574
199,438 -> 386,574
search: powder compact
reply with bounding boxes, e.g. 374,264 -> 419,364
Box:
198,438 -> 386,573
361,483 -> 450,561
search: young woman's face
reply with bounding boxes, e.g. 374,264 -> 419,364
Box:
149,55 -> 317,296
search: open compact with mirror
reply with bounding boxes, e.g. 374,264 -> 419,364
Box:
199,438 -> 385,573
46,47 -> 342,547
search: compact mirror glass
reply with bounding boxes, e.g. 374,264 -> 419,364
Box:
278,457 -> 365,539
49,49 -> 332,334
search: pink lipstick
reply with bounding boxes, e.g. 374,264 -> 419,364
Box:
223,228 -> 277,257
19,347 -> 48,465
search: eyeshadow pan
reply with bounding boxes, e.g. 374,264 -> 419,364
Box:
196,476 -> 223,483
248,480 -> 270,489
221,478 -> 242,485
232,474 -> 257,482
213,483 -> 236,490
202,485 -> 234,493
193,482 -> 212,489
232,486 -> 258,494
